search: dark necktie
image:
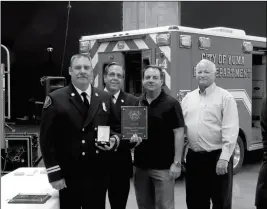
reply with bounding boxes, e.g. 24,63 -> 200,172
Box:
81,92 -> 89,108
112,95 -> 116,104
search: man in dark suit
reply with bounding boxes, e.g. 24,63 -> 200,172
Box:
102,62 -> 141,209
39,54 -> 121,209
255,95 -> 267,209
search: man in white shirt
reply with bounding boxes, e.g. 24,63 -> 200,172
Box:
181,59 -> 239,209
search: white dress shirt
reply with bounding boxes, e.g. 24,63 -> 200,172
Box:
104,88 -> 120,104
181,82 -> 239,161
73,84 -> 91,104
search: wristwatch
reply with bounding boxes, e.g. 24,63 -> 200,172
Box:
173,161 -> 181,168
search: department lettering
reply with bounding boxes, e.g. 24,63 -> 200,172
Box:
216,67 -> 251,78
193,67 -> 251,78
201,53 -> 245,65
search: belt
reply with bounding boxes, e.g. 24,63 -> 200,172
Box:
188,148 -> 221,154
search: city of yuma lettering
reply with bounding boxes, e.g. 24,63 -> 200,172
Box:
193,53 -> 251,78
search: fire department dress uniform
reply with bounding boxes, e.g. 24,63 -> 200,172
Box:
39,84 -> 120,209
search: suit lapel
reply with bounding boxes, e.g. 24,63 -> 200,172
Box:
83,87 -> 101,127
115,91 -> 126,118
68,84 -> 87,117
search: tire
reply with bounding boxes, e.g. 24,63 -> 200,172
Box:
233,136 -> 245,175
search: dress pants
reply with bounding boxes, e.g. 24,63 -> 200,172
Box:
185,149 -> 233,209
91,162 -> 131,209
134,167 -> 175,209
59,159 -> 95,209
108,169 -> 130,209
255,161 -> 267,209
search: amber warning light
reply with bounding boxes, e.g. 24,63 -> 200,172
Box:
80,41 -> 90,54
242,41 -> 253,53
180,35 -> 192,48
156,33 -> 171,46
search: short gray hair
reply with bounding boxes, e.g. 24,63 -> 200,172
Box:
196,59 -> 216,73
70,54 -> 92,67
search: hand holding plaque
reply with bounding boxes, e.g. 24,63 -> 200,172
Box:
121,106 -> 148,140
130,133 -> 143,147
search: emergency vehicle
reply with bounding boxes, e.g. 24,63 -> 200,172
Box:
79,25 -> 267,174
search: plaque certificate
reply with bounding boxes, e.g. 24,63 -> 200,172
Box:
121,106 -> 148,140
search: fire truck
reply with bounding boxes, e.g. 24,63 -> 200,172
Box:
79,25 -> 266,174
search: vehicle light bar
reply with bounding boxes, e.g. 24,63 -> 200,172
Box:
180,35 -> 192,48
198,37 -> 211,50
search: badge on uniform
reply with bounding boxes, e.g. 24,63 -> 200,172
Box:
102,102 -> 107,112
43,96 -> 52,108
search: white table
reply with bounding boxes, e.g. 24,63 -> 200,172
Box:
1,167 -> 59,209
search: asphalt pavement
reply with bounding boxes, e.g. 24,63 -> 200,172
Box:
106,150 -> 263,209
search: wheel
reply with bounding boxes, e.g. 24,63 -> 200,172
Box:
233,136 -> 245,175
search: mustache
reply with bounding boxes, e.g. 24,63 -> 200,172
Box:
77,75 -> 88,78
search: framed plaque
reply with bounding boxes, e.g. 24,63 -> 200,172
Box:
8,193 -> 51,204
121,106 -> 148,140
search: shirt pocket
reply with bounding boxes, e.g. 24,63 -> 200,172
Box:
203,104 -> 222,123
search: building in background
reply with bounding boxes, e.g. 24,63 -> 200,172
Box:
123,2 -> 180,30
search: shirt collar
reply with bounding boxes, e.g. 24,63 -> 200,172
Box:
198,82 -> 216,96
140,89 -> 166,105
74,84 -> 91,97
104,88 -> 120,100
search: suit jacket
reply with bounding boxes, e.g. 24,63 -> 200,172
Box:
261,95 -> 267,159
111,91 -> 139,178
39,84 -> 119,183
255,95 -> 267,207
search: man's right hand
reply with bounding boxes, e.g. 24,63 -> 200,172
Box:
50,179 -> 67,190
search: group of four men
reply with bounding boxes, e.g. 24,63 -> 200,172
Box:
40,54 -> 247,209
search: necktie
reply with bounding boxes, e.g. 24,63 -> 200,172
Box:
112,95 -> 116,104
81,92 -> 89,108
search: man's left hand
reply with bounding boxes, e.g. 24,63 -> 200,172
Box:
95,136 -> 116,151
169,163 -> 181,179
216,159 -> 228,175
130,133 -> 142,147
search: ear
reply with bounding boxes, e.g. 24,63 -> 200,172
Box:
103,75 -> 107,84
68,67 -> 72,76
160,79 -> 164,86
160,74 -> 165,86
212,71 -> 216,80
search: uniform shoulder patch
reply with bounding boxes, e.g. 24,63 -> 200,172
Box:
43,96 -> 52,108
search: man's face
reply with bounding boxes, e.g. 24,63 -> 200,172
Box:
104,65 -> 124,92
142,67 -> 163,92
196,63 -> 215,89
69,57 -> 93,89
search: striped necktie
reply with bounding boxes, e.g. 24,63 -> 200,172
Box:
81,92 -> 89,108
112,95 -> 116,104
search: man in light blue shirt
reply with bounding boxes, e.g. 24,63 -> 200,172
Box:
182,59 -> 239,209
